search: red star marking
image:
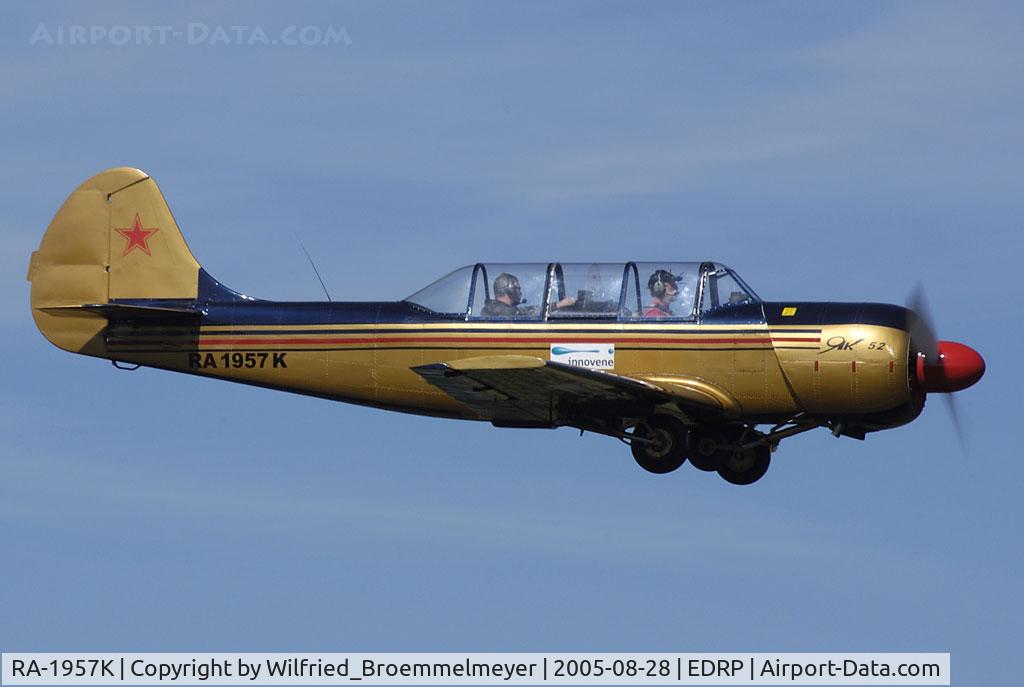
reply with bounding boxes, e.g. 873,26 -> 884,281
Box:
115,213 -> 159,257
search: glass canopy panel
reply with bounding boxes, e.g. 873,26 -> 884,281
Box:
404,261 -> 757,320
724,264 -> 760,301
468,263 -> 549,320
700,263 -> 759,315
547,263 -> 624,319
628,262 -> 702,320
404,265 -> 474,316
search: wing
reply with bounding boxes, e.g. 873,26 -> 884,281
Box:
412,355 -> 739,428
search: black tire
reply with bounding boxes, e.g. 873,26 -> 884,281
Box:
688,430 -> 723,472
630,416 -> 688,474
717,443 -> 771,485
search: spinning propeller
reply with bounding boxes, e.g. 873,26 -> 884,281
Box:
905,284 -> 985,453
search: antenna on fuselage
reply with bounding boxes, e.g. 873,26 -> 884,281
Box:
293,232 -> 332,302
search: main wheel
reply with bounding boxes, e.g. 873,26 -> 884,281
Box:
689,429 -> 724,472
630,416 -> 688,474
717,442 -> 771,485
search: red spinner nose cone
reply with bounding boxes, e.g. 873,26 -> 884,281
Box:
916,341 -> 986,393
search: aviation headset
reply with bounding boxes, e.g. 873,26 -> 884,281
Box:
494,273 -> 523,304
648,270 -> 677,298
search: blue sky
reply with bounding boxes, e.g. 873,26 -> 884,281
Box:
1,1 -> 1022,683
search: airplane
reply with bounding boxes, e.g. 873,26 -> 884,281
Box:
28,168 -> 985,485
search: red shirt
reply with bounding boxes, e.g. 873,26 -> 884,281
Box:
642,298 -> 674,318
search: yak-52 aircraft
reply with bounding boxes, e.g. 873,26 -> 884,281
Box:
29,168 -> 985,484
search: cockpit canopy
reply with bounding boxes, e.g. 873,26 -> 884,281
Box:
404,262 -> 759,320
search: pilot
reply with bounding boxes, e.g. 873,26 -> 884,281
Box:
481,272 -> 577,318
643,269 -> 680,318
482,272 -> 528,318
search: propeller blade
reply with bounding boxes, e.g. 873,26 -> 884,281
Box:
906,282 -> 939,362
943,393 -> 969,458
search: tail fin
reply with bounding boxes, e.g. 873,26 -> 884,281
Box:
28,167 -> 201,355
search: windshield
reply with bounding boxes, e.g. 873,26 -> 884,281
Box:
699,263 -> 759,315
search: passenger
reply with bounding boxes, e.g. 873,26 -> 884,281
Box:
643,270 -> 680,318
482,272 -> 528,318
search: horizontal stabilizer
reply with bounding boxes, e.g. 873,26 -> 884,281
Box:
40,303 -> 201,321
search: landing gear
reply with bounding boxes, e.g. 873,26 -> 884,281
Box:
622,416 -> 817,484
629,415 -> 689,474
716,441 -> 771,485
687,427 -> 771,483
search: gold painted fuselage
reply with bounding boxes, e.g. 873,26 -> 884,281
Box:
102,316 -> 913,424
